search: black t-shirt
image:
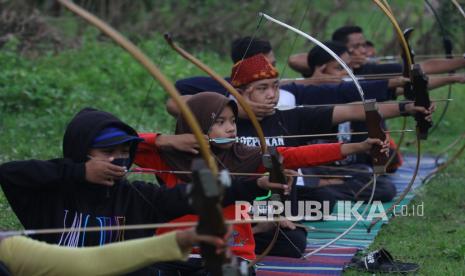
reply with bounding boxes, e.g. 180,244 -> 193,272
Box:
236,107 -> 334,147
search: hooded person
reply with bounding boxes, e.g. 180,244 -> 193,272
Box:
135,91 -> 388,262
0,107 -> 194,249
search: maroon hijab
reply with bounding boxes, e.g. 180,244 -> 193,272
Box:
160,92 -> 262,182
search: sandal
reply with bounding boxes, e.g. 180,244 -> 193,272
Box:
347,248 -> 419,273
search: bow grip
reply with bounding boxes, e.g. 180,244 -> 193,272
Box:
364,99 -> 388,174
401,28 -> 416,100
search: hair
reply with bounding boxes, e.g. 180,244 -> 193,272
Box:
230,36 -> 272,63
366,40 -> 374,47
307,41 -> 348,76
331,26 -> 363,43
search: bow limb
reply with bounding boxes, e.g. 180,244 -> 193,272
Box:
162,34 -> 284,267
370,0 -> 411,174
367,133 -> 421,232
57,0 -> 217,176
373,1 -> 412,69
423,133 -> 465,182
260,13 -> 365,102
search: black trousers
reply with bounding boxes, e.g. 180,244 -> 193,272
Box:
254,226 -> 307,258
300,165 -> 396,202
153,257 -> 255,276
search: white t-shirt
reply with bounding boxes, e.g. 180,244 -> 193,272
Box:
277,89 -> 296,107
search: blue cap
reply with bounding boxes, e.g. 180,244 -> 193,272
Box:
91,127 -> 143,148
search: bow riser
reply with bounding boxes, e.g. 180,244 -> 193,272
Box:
364,100 -> 388,174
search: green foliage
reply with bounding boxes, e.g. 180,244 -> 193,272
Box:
5,1 -> 465,58
0,34 -> 230,161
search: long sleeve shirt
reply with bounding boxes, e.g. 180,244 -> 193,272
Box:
0,232 -> 188,276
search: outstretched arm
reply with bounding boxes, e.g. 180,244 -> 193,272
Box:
0,230 -> 225,276
274,140 -> 388,170
420,57 -> 465,74
427,74 -> 465,90
332,101 -> 434,124
277,143 -> 343,169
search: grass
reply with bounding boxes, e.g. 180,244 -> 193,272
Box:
341,78 -> 465,275
1,31 -> 464,275
344,160 -> 465,275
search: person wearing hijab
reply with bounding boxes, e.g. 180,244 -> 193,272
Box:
134,92 -> 388,268
0,108 -> 193,248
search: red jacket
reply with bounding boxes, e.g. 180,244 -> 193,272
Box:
135,133 -> 344,260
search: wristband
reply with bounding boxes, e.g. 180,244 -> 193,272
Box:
398,102 -> 409,117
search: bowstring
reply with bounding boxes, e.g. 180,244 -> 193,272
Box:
128,39 -> 170,209
134,40 -> 167,131
230,15 -> 265,84
277,1 -> 311,79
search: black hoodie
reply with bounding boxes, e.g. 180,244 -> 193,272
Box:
0,108 -> 192,246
